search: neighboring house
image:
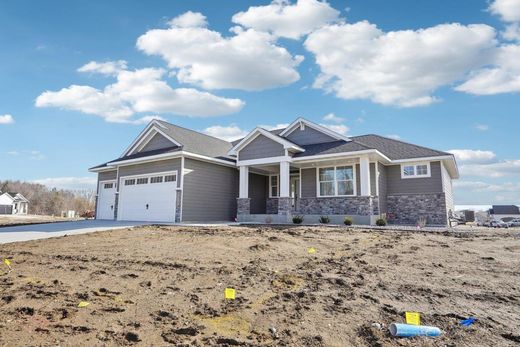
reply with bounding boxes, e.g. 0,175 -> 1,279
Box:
489,205 -> 520,221
0,192 -> 29,215
89,118 -> 459,226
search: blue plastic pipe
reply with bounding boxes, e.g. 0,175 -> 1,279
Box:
389,323 -> 441,337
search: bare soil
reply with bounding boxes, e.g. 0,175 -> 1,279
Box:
0,225 -> 519,346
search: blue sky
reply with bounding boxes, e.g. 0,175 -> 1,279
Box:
0,0 -> 519,205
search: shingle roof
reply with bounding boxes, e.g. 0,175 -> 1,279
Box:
351,134 -> 451,160
90,121 -> 452,170
155,120 -> 234,160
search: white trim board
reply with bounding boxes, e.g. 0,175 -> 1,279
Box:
228,127 -> 304,156
279,117 -> 351,142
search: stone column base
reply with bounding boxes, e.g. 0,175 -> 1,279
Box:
175,190 -> 182,222
237,198 -> 251,215
278,197 -> 292,216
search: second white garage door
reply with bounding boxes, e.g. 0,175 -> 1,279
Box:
118,172 -> 177,222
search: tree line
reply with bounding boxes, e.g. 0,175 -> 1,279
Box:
0,180 -> 95,216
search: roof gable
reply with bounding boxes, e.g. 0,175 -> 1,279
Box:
228,127 -> 304,157
279,117 -> 351,143
121,120 -> 182,158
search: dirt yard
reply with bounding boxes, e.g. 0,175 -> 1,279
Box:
0,225 -> 519,346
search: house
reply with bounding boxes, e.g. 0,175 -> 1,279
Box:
89,118 -> 459,226
489,205 -> 520,221
0,192 -> 29,215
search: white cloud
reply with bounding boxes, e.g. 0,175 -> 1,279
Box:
203,124 -> 249,141
7,151 -> 19,156
453,180 -> 520,204
385,134 -> 401,140
304,21 -> 497,107
136,12 -> 303,91
459,160 -> 520,177
33,177 -> 97,191
0,114 -> 14,124
475,123 -> 489,131
36,67 -> 244,123
320,123 -> 349,135
489,0 -> 520,22
130,115 -> 166,125
28,150 -> 45,160
455,44 -> 520,95
503,23 -> 520,41
259,123 -> 290,130
448,149 -> 497,164
232,0 -> 340,39
168,11 -> 208,28
78,60 -> 128,76
322,112 -> 344,123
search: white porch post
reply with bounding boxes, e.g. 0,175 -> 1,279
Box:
279,161 -> 290,198
359,155 -> 371,196
239,165 -> 249,198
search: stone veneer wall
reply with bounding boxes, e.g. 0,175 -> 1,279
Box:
386,193 -> 447,226
277,197 -> 292,216
237,198 -> 251,215
113,193 -> 119,220
266,198 -> 278,214
298,196 -> 379,216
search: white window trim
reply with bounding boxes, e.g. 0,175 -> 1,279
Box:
400,162 -> 431,179
316,165 -> 357,198
269,174 -> 280,198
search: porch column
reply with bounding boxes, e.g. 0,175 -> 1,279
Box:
239,165 -> 249,198
237,165 -> 250,219
278,161 -> 292,216
359,155 -> 371,196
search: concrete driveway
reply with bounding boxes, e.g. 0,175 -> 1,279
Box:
0,220 -> 151,244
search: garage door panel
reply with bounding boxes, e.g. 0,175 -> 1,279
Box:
97,181 -> 115,220
118,174 -> 177,222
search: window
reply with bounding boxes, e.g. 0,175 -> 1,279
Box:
318,166 -> 355,197
270,175 -> 279,197
103,183 -> 113,189
150,176 -> 163,184
401,163 -> 430,178
164,175 -> 176,182
136,177 -> 148,185
124,179 -> 136,186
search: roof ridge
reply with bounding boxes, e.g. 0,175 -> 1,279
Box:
157,119 -> 233,146
353,134 -> 451,156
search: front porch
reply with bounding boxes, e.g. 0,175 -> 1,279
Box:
236,154 -> 381,225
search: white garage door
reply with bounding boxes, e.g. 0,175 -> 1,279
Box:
118,172 -> 177,222
97,181 -> 116,220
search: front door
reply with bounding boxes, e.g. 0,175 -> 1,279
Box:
290,176 -> 300,209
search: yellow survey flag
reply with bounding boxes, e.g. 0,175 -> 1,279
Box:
405,311 -> 420,326
78,301 -> 90,308
308,247 -> 316,254
224,288 -> 236,300
3,258 -> 11,266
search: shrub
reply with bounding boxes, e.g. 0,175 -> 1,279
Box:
319,216 -> 330,224
343,217 -> 353,226
292,215 -> 304,224
376,218 -> 387,226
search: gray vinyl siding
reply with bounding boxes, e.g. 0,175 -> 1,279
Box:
285,126 -> 337,145
140,133 -> 175,152
98,170 -> 117,182
386,161 -> 443,195
182,158 -> 238,221
238,135 -> 285,161
441,162 -> 454,213
118,158 -> 182,189
301,168 -> 317,198
249,173 -> 267,214
370,163 -> 376,196
378,163 -> 387,214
